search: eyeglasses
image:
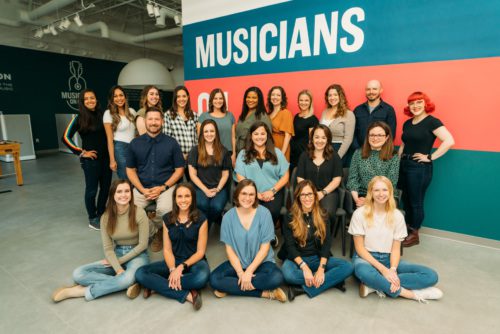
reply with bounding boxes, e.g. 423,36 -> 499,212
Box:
299,192 -> 314,199
369,134 -> 387,138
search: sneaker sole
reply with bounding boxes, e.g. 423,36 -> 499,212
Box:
88,224 -> 100,231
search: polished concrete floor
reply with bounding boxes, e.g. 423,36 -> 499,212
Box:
1,153 -> 499,334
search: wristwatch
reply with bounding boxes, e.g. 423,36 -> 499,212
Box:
427,154 -> 433,161
181,262 -> 189,271
271,187 -> 277,195
320,263 -> 326,269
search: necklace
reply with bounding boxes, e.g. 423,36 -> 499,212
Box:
304,213 -> 311,228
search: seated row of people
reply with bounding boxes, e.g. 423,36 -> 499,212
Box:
52,177 -> 443,309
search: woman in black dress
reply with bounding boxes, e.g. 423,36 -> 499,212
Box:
290,89 -> 319,172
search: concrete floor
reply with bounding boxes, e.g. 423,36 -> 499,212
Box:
1,153 -> 499,334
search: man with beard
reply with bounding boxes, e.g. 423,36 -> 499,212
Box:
127,106 -> 184,250
352,80 -> 397,149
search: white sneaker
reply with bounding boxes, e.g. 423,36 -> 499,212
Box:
413,287 -> 443,303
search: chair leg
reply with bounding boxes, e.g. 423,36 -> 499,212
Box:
341,215 -> 346,257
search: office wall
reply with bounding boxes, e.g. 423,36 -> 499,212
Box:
182,0 -> 500,240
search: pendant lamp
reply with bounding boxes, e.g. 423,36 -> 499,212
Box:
117,58 -> 175,90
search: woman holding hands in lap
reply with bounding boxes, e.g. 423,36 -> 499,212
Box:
188,119 -> 231,227
135,183 -> 209,310
52,179 -> 149,302
210,179 -> 286,302
349,176 -> 443,302
280,180 -> 353,301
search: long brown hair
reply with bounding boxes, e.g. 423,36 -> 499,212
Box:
363,176 -> 397,227
208,88 -> 227,113
169,85 -> 195,120
307,124 -> 334,160
107,85 -> 134,131
105,179 -> 137,235
197,119 -> 224,167
139,85 -> 163,111
289,180 -> 327,247
78,89 -> 103,133
361,121 -> 395,161
167,183 -> 200,226
324,84 -> 349,118
243,121 -> 278,165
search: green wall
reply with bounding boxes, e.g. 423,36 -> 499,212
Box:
425,149 -> 500,240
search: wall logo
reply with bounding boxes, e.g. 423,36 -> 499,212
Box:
0,72 -> 14,92
60,61 -> 87,110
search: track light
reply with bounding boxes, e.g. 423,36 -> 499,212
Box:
174,14 -> 182,26
49,25 -> 58,35
153,5 -> 161,18
58,18 -> 71,31
146,2 -> 155,17
34,29 -> 44,39
74,14 -> 83,27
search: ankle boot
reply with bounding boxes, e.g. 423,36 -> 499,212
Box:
403,229 -> 420,247
287,285 -> 305,301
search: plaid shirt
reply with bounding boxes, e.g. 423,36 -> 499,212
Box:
163,111 -> 198,155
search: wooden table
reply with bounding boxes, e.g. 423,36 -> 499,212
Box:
0,142 -> 23,186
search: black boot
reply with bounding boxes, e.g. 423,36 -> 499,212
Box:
287,285 -> 305,301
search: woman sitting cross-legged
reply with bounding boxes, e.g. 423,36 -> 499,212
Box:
209,179 -> 287,302
279,180 -> 353,301
52,179 -> 149,302
348,176 -> 443,302
135,183 -> 209,310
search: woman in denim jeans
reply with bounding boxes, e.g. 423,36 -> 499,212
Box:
103,85 -> 137,180
52,179 -> 149,302
398,92 -> 454,247
188,119 -> 231,227
210,179 -> 286,302
279,180 -> 353,301
348,176 -> 443,302
135,183 -> 209,310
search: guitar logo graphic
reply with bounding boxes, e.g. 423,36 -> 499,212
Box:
65,61 -> 87,110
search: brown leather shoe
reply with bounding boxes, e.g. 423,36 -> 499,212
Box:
190,290 -> 202,310
150,229 -> 163,252
143,288 -> 152,299
403,229 -> 420,247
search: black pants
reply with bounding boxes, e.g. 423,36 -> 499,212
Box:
259,188 -> 284,228
80,157 -> 112,220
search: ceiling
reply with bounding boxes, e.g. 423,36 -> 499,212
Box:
0,0 -> 184,63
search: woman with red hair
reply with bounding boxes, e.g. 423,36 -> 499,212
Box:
398,92 -> 454,247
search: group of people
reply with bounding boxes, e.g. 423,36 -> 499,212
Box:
56,79 -> 454,309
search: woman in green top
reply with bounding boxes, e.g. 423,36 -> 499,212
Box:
347,121 -> 400,208
235,87 -> 272,153
51,179 -> 149,302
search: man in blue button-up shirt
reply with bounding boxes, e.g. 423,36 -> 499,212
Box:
352,80 -> 397,149
127,107 -> 184,245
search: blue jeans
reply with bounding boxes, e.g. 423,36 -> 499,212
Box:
114,141 -> 129,180
72,245 -> 149,300
80,157 -> 112,220
281,256 -> 353,298
399,159 -> 433,230
135,260 -> 210,303
210,261 -> 284,297
196,187 -> 228,226
352,252 -> 438,298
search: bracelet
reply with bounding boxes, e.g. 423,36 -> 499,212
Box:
390,266 -> 397,271
169,267 -> 175,273
298,261 -> 306,269
321,189 -> 328,196
427,154 -> 433,161
182,262 -> 189,271
271,187 -> 277,195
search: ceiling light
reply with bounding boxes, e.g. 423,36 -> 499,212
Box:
34,29 -> 43,39
74,14 -> 83,27
174,15 -> 182,26
118,58 -> 175,91
58,18 -> 71,31
153,5 -> 161,18
146,2 -> 155,17
49,25 -> 58,35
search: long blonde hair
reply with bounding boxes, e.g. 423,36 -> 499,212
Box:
363,176 -> 396,227
289,180 -> 327,247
